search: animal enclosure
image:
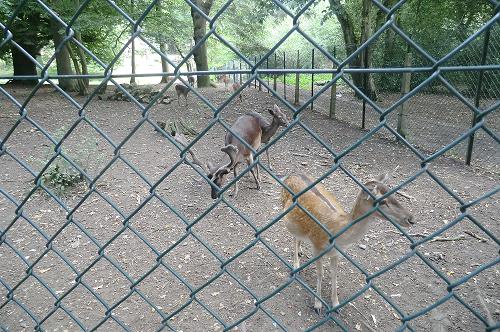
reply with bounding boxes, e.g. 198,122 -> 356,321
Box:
1,1 -> 499,332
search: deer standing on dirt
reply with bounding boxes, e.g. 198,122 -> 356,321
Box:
281,174 -> 414,313
172,105 -> 289,199
224,104 -> 289,197
232,82 -> 243,102
221,75 -> 230,90
175,84 -> 190,106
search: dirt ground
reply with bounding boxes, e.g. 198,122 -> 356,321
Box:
0,83 -> 498,332
275,79 -> 499,170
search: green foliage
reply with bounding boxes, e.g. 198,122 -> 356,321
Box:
42,162 -> 83,196
34,127 -> 102,196
0,0 -> 52,59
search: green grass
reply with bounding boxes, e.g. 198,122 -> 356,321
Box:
262,73 -> 341,90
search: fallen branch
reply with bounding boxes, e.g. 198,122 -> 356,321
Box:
347,303 -> 379,332
464,231 -> 488,243
474,283 -> 494,326
429,235 -> 466,243
395,191 -> 414,200
386,230 -> 428,238
292,152 -> 309,158
387,230 -> 466,242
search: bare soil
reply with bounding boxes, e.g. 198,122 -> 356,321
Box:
0,83 -> 498,332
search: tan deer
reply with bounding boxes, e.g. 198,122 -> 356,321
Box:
222,75 -> 230,90
174,84 -> 190,106
224,104 -> 289,197
281,173 -> 414,313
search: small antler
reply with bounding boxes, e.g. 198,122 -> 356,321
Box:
173,132 -> 207,173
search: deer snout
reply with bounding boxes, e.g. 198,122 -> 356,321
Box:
400,214 -> 414,227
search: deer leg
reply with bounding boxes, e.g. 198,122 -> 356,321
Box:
177,95 -> 180,106
314,256 -> 323,314
247,155 -> 260,190
330,255 -> 339,308
293,239 -> 302,269
266,148 -> 272,170
231,164 -> 239,197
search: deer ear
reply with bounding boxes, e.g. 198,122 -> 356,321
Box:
375,173 -> 389,183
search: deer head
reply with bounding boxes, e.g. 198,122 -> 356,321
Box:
358,174 -> 414,227
206,145 -> 239,199
173,132 -> 238,199
268,104 -> 290,127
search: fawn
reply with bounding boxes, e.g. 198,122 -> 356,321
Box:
172,131 -> 238,199
281,173 -> 414,313
175,84 -> 190,106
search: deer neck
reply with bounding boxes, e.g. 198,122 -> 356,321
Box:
261,117 -> 280,143
338,193 -> 376,246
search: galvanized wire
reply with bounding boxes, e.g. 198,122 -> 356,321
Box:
1,0 -> 499,331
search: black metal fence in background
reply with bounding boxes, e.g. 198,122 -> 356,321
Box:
225,22 -> 499,167
1,0 -> 499,331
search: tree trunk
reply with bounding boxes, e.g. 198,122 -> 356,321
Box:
10,44 -> 39,85
191,0 -> 214,87
360,0 -> 378,100
329,0 -> 378,100
157,0 -> 170,83
51,20 -> 77,91
397,52 -> 412,138
159,42 -> 170,83
130,0 -> 136,84
67,44 -> 89,95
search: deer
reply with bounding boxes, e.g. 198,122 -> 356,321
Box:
171,105 -> 289,199
175,84 -> 190,106
221,75 -> 230,90
231,82 -> 243,102
281,173 -> 414,314
187,75 -> 195,87
172,132 -> 239,199
223,104 -> 289,197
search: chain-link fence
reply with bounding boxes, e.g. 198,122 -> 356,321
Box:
1,0 -> 499,331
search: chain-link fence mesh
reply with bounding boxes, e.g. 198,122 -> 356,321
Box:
1,0 -> 499,331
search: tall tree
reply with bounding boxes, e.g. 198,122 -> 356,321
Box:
51,20 -> 78,91
156,0 -> 170,83
328,0 -> 378,100
1,2 -> 51,85
190,0 -> 214,87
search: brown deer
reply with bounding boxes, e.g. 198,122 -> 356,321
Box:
231,82 -> 243,102
175,84 -> 190,106
281,174 -> 414,313
187,75 -> 195,87
223,104 -> 289,197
